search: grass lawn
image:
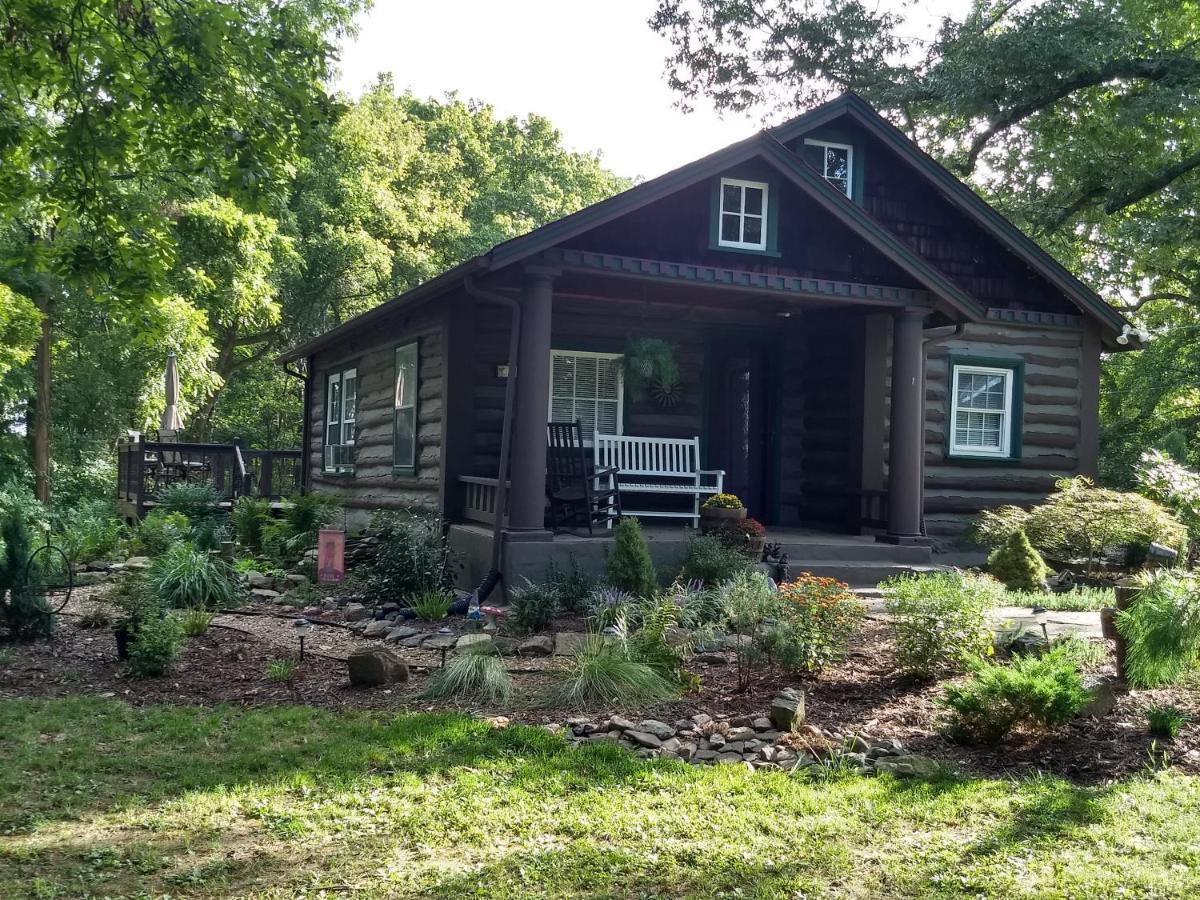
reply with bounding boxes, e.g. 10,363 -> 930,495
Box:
3,698 -> 1199,899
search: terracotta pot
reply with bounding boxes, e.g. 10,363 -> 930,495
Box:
742,535 -> 768,562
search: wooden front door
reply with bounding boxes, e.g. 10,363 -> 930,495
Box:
704,333 -> 780,522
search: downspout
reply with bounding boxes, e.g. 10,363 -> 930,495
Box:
463,274 -> 522,601
919,323 -> 966,537
284,358 -> 311,494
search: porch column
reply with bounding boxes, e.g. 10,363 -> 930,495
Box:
506,265 -> 556,535
883,307 -> 929,544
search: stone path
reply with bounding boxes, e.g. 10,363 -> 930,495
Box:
855,591 -> 1103,639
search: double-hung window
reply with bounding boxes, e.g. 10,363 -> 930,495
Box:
323,366 -> 357,473
717,178 -> 769,251
803,139 -> 853,197
548,350 -> 622,445
393,342 -> 419,472
949,362 -> 1019,459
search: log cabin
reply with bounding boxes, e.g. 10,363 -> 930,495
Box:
279,93 -> 1136,589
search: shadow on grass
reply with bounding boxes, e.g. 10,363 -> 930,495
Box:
0,697 -> 1176,899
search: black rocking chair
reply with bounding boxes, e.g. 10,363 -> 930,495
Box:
546,419 -> 622,534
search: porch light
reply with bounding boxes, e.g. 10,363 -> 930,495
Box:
292,617 -> 314,660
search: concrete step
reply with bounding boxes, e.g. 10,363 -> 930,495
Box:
783,560 -> 945,589
773,539 -> 932,565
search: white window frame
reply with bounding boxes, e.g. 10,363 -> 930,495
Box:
717,177 -> 769,251
804,138 -> 854,197
948,363 -> 1015,459
548,349 -> 624,446
323,366 -> 357,473
393,342 -> 419,471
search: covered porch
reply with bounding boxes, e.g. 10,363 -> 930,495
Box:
440,249 -> 943,576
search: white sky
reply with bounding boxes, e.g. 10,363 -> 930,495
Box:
335,0 -> 966,181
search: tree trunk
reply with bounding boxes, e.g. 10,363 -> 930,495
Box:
32,301 -> 52,505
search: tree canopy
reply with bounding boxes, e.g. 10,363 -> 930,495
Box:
650,0 -> 1200,478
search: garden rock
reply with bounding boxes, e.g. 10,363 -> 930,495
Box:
637,720 -> 675,740
769,689 -> 805,731
362,620 -> 391,639
456,633 -> 493,651
385,626 -> 419,643
344,603 -> 370,622
1009,628 -> 1050,657
251,588 -> 280,600
347,647 -> 410,687
873,755 -> 940,778
423,634 -> 458,652
284,573 -> 309,588
518,635 -> 554,657
1078,675 -> 1121,718
627,731 -> 663,749
554,632 -> 587,656
694,652 -> 728,665
124,556 -> 151,570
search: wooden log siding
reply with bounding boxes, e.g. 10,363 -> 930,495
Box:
307,308 -> 444,514
919,321 -> 1086,546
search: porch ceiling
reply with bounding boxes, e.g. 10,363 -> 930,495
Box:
541,248 -> 933,311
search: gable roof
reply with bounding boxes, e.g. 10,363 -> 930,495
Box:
281,93 -> 1128,363
772,92 -> 1131,337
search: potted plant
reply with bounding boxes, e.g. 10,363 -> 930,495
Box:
727,517 -> 768,561
701,493 -> 747,532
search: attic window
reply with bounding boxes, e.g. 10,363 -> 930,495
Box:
717,178 -> 769,251
804,139 -> 853,197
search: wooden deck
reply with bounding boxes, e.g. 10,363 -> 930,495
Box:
116,438 -> 302,521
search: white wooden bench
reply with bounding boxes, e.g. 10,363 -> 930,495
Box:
594,434 -> 724,527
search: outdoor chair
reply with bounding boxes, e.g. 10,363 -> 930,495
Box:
546,419 -> 622,534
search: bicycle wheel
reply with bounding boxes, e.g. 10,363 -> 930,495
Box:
26,544 -> 73,614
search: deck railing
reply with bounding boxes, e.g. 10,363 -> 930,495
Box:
459,475 -> 509,525
116,437 -> 302,519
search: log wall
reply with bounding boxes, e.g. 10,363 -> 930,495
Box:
307,304 -> 445,521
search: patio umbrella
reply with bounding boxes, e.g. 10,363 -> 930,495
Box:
160,352 -> 184,434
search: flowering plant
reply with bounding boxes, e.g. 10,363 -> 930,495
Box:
762,574 -> 863,673
703,493 -> 745,510
727,517 -> 765,538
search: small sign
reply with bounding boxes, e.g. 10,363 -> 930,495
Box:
317,528 -> 345,583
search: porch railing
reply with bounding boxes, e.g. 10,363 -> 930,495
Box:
459,475 -> 509,525
116,437 -> 302,519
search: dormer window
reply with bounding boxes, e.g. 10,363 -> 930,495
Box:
718,178 -> 769,250
804,139 -> 853,197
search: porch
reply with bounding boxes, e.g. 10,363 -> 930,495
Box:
116,436 -> 303,521
449,521 -> 933,590
442,251 -> 936,550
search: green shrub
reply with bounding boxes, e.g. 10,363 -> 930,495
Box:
1146,703 -> 1192,739
677,533 -> 752,587
0,496 -> 53,639
546,635 -> 679,707
507,578 -> 559,633
940,647 -> 1093,744
157,482 -> 222,523
988,529 -> 1048,592
544,557 -> 598,612
421,646 -> 512,704
265,658 -> 297,683
190,517 -> 230,552
764,574 -> 863,674
230,497 -> 273,553
716,569 -> 778,689
883,571 -> 1003,679
972,476 -> 1186,572
665,578 -> 723,628
135,509 -> 191,557
55,499 -> 125,564
607,517 -> 657,598
148,543 -> 239,609
259,493 -> 338,563
1115,572 -> 1200,688
587,586 -> 636,628
180,607 -> 215,636
364,512 -> 457,603
1042,633 -> 1106,668
410,589 -> 452,621
127,612 -> 184,678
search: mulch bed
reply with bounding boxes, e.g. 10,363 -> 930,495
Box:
1,586 -> 1197,784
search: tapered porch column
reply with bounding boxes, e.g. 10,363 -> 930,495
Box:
506,265 -> 557,536
883,307 -> 929,544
